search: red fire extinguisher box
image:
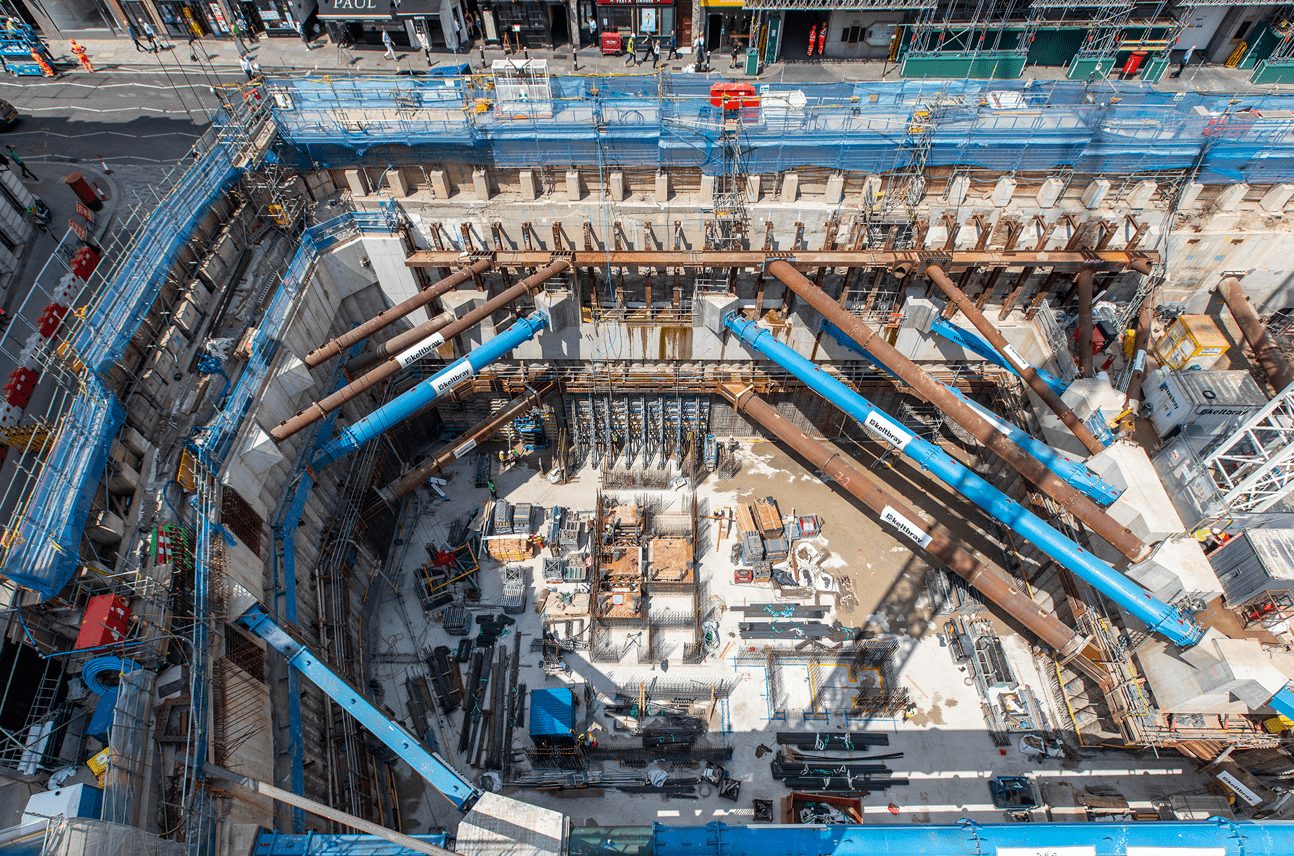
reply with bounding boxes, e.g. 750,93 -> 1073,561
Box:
74,594 -> 131,650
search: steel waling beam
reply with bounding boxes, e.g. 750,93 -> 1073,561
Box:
928,315 -> 1068,397
237,605 -> 479,810
820,322 -> 1120,507
312,311 -> 550,469
405,250 -> 1160,269
724,313 -> 1202,649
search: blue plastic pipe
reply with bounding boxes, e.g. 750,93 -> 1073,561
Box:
238,604 -> 479,810
651,818 -> 1294,856
313,312 -> 549,469
930,315 -> 1069,397
726,314 -> 1202,648
821,322 -> 1122,507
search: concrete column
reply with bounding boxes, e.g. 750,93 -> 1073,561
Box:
700,174 -> 716,199
1178,182 -> 1205,209
472,169 -> 492,201
1036,177 -> 1065,208
430,169 -> 452,199
386,169 -> 410,198
343,169 -> 370,197
566,170 -> 583,202
825,174 -> 845,205
519,169 -> 539,201
1259,184 -> 1294,212
655,172 -> 670,203
780,172 -> 799,202
1216,183 -> 1249,211
1080,179 -> 1110,209
746,175 -> 761,202
609,171 -> 626,202
947,174 -> 970,207
1125,180 -> 1157,210
990,176 -> 1016,207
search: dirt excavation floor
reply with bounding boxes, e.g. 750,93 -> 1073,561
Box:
363,438 -> 1210,835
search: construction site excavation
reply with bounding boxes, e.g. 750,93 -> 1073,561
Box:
11,68 -> 1294,856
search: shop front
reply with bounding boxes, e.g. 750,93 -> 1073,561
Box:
597,0 -> 674,44
396,0 -> 467,50
700,0 -> 742,54
478,0 -> 570,48
247,0 -> 306,35
321,0 -> 464,48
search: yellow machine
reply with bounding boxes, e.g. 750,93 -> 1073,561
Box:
1155,314 -> 1229,371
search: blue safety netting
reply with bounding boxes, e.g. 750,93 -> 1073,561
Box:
70,139 -> 240,375
267,74 -> 1294,183
0,374 -> 123,599
194,207 -> 396,467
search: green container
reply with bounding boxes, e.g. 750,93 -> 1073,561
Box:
745,47 -> 760,76
900,50 -> 1026,79
1066,55 -> 1115,80
1252,58 -> 1294,84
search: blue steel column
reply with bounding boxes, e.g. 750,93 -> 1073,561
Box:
725,314 -> 1202,648
238,605 -> 479,810
313,312 -> 549,469
820,322 -> 1121,506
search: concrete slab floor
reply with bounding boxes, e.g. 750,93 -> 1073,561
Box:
362,441 -> 1211,836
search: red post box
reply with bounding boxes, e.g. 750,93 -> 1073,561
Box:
63,172 -> 104,212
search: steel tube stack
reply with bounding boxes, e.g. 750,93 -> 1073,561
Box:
766,260 -> 1148,562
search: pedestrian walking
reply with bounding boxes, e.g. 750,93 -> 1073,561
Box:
730,41 -> 740,68
666,34 -> 679,61
693,34 -> 706,70
187,33 -> 200,61
415,28 -> 431,64
6,146 -> 34,180
142,20 -> 158,52
487,480 -> 497,499
624,33 -> 636,65
382,29 -> 396,60
651,36 -> 660,68
1175,44 -> 1196,77
127,23 -> 146,52
239,53 -> 254,80
451,16 -> 463,53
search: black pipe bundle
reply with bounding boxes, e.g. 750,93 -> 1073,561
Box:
771,754 -> 890,779
778,775 -> 910,793
776,732 -> 889,750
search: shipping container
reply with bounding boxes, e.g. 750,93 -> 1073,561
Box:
1144,368 -> 1265,439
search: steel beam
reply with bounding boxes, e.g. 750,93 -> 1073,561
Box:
304,259 -> 492,369
1077,268 -> 1095,378
404,250 -> 1158,269
1220,277 -> 1294,393
719,382 -> 1100,670
765,259 -> 1149,563
925,263 -> 1106,456
271,260 -> 568,443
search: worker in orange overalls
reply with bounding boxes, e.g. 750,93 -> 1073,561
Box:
29,48 -> 54,77
69,40 -> 94,72
807,25 -> 816,57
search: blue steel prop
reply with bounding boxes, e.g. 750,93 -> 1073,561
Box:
312,312 -> 550,469
237,605 -> 479,810
929,314 -> 1069,397
651,818 -> 1294,856
725,313 -> 1202,648
821,322 -> 1121,507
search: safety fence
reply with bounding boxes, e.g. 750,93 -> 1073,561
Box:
0,374 -> 122,598
267,74 -> 1294,183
